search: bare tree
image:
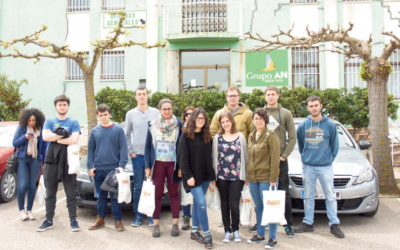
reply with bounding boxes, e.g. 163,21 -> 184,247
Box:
0,11 -> 165,135
240,22 -> 400,196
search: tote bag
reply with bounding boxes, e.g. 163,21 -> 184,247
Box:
261,185 -> 287,226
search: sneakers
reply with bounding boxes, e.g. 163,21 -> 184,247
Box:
71,220 -> 81,232
152,225 -> 161,238
204,235 -> 213,249
265,239 -> 278,249
233,231 -> 242,242
284,225 -> 295,238
148,217 -> 154,227
217,219 -> 224,227
20,210 -> 28,221
26,211 -> 36,221
131,217 -> 144,227
37,220 -> 54,232
247,235 -> 265,244
222,232 -> 232,243
330,224 -> 345,238
248,224 -> 268,233
182,215 -> 191,230
171,224 -> 180,237
191,231 -> 205,243
294,222 -> 314,233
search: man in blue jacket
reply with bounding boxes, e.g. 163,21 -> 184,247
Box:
294,95 -> 345,239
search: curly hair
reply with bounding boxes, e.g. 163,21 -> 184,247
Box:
185,108 -> 211,144
18,108 -> 46,129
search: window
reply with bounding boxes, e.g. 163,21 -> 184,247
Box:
292,47 -> 319,89
66,53 -> 89,80
290,0 -> 316,3
101,51 -> 124,80
343,0 -> 370,2
182,0 -> 227,33
388,49 -> 400,99
102,0 -> 125,10
67,0 -> 90,12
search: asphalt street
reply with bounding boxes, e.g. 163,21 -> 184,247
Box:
0,185 -> 399,250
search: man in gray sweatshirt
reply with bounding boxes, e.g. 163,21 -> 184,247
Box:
125,87 -> 160,227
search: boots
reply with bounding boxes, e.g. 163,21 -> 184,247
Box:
115,221 -> 125,231
88,215 -> 105,230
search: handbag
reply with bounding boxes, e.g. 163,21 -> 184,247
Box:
6,146 -> 23,173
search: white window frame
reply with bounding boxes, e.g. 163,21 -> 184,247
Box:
292,47 -> 320,89
101,50 -> 125,80
102,0 -> 125,11
66,53 -> 89,80
67,0 -> 90,12
290,0 -> 317,3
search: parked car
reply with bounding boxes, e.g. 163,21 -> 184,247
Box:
289,118 -> 379,217
0,122 -> 19,203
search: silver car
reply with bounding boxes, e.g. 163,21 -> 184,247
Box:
288,118 -> 379,217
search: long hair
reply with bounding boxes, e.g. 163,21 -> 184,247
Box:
217,111 -> 237,135
185,108 -> 211,144
181,106 -> 195,133
18,108 -> 46,129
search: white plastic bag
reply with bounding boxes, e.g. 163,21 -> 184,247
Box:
67,145 -> 80,175
36,175 -> 46,204
240,184 -> 253,226
205,182 -> 221,212
138,179 -> 156,216
181,183 -> 193,206
261,185 -> 287,226
116,170 -> 132,204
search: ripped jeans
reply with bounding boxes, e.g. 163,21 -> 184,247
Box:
190,181 -> 210,234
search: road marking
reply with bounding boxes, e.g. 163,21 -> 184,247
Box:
4,197 -> 67,226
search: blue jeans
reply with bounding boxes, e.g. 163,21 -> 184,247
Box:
302,164 -> 340,227
132,155 -> 149,219
17,156 -> 41,211
182,205 -> 191,218
249,181 -> 279,240
94,169 -> 122,221
190,181 -> 210,234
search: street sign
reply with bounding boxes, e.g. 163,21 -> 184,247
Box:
103,11 -> 147,28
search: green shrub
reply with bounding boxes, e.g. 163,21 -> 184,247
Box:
0,74 -> 31,121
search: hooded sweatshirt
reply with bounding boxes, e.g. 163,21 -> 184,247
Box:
297,115 -> 339,167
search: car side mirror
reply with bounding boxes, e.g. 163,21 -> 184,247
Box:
359,140 -> 371,150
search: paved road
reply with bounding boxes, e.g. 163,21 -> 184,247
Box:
1,186 -> 399,250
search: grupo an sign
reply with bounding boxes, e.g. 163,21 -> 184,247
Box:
103,11 -> 147,28
245,50 -> 289,87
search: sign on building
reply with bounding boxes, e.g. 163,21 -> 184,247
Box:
104,11 -> 147,28
245,50 -> 289,87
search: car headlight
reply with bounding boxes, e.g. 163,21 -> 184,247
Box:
353,169 -> 374,185
77,166 -> 91,183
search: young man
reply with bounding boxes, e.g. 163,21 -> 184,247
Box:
294,95 -> 345,238
261,85 -> 297,237
87,104 -> 128,232
125,87 -> 160,227
210,86 -> 253,140
37,95 -> 81,232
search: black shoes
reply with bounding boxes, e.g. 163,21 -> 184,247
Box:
294,222 -> 314,233
204,235 -> 213,249
247,234 -> 265,244
284,225 -> 295,238
330,224 -> 345,238
191,231 -> 205,243
265,239 -> 278,249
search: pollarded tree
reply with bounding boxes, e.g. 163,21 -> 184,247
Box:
241,23 -> 400,196
0,11 -> 165,134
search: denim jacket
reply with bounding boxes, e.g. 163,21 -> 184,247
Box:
12,125 -> 48,162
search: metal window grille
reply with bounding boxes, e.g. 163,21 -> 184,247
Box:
292,47 -> 319,89
67,0 -> 90,12
182,0 -> 227,33
66,54 -> 89,80
388,49 -> 400,99
101,51 -> 124,80
343,0 -> 370,2
102,0 -> 125,10
290,0 -> 316,3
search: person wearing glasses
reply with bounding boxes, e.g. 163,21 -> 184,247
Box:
181,106 -> 195,230
145,99 -> 183,238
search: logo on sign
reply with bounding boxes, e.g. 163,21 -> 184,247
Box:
266,200 -> 281,206
143,191 -> 151,196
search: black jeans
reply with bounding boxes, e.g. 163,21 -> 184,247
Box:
216,179 -> 244,233
278,159 -> 293,226
43,164 -> 77,222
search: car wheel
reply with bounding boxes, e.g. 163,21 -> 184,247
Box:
0,171 -> 17,203
360,199 -> 379,217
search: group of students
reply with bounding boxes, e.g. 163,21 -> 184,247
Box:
13,85 -> 345,249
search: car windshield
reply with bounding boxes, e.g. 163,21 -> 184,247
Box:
294,124 -> 355,149
0,126 -> 17,147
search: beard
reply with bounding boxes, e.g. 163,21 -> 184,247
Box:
57,111 -> 68,116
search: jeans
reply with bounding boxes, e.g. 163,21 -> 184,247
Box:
249,181 -> 278,240
216,179 -> 244,233
182,205 -> 191,218
278,159 -> 293,226
131,155 -> 148,219
190,181 -> 210,234
94,169 -> 122,221
302,164 -> 340,227
17,156 -> 41,211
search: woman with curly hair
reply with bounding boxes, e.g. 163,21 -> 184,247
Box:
12,108 -> 48,221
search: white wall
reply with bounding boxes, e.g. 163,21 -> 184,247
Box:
66,13 -> 90,51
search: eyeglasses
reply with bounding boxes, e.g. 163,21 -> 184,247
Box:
226,95 -> 239,99
196,118 -> 205,122
184,112 -> 193,117
160,108 -> 173,112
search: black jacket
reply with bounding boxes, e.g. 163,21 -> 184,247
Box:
44,142 -> 75,181
100,170 -> 119,194
178,132 -> 215,192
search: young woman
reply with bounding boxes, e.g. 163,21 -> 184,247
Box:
181,106 -> 195,230
178,108 -> 215,249
246,108 -> 280,249
145,99 -> 183,238
12,108 -> 47,221
212,111 -> 248,243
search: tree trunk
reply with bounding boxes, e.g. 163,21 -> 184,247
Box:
83,72 -> 97,137
367,59 -> 400,196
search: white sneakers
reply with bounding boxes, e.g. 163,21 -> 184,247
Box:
233,231 -> 242,242
20,210 -> 36,221
27,211 -> 36,220
222,231 -> 242,243
222,232 -> 232,243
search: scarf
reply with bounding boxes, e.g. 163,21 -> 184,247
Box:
27,126 -> 40,159
154,115 -> 178,136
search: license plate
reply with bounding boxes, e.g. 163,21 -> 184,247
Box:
301,190 -> 341,200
